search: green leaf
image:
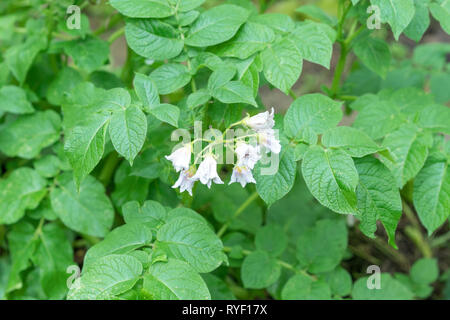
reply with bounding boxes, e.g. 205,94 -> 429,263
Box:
379,124 -> 433,188
254,147 -> 296,206
201,274 -> 236,300
62,37 -> 110,73
34,155 -> 61,178
296,219 -> 347,273
353,36 -> 391,78
150,63 -> 191,95
110,0 -> 174,18
125,19 -> 183,60
185,4 -> 249,47
212,22 -> 275,59
149,103 -> 180,127
68,254 -> 143,300
46,67 -> 84,106
354,156 -> 402,247
322,126 -> 380,158
0,168 -> 47,224
410,258 -> 439,285
5,33 -> 47,84
207,66 -> 236,91
142,258 -> 211,300
211,81 -> 257,106
413,158 -> 449,235
133,73 -> 160,110
282,274 -> 331,300
250,13 -> 295,33
413,43 -> 450,70
370,0 -> 415,40
64,113 -> 109,187
83,223 -> 153,270
122,200 -> 167,228
430,72 -> 450,104
109,105 -> 147,165
33,223 -> 74,299
260,37 -> 303,94
50,173 -> 114,237
241,251 -> 281,289
295,5 -> 337,26
0,110 -> 61,159
0,85 -> 34,114
417,104 -> 450,134
255,225 -> 287,257
404,0 -> 430,42
429,0 -> 450,34
156,216 -> 224,273
186,89 -> 211,108
352,274 -> 414,300
323,267 -> 352,297
284,94 -> 343,139
290,22 -> 333,69
6,221 -> 38,292
302,146 -> 359,214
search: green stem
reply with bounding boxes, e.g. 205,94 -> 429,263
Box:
331,44 -> 348,98
288,89 -> 298,100
108,27 -> 125,43
431,231 -> 450,248
217,192 -> 259,237
402,199 -> 432,258
98,152 -> 121,187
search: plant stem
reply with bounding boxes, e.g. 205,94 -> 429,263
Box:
288,89 -> 297,100
330,44 -> 348,98
431,231 -> 450,248
108,27 -> 125,43
402,199 -> 432,258
217,192 -> 259,237
98,152 -> 121,187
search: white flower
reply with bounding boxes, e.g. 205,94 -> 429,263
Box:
258,129 -> 281,154
235,142 -> 261,170
192,154 -> 224,188
165,144 -> 192,172
172,166 -> 196,196
229,165 -> 256,188
243,108 -> 275,130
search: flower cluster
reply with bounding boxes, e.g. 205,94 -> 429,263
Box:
165,108 -> 281,196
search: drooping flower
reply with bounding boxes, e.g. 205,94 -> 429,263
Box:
229,165 -> 256,188
172,166 -> 196,196
165,143 -> 192,172
243,108 -> 275,130
258,129 -> 281,154
192,154 -> 223,188
235,142 -> 261,170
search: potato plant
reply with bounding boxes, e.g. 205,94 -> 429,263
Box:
0,0 -> 449,300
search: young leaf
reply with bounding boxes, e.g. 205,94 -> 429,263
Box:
50,173 -> 114,237
296,219 -> 348,273
125,19 -> 183,60
149,103 -> 180,127
156,216 -> 224,273
241,251 -> 281,289
109,0 -> 174,18
185,4 -> 249,47
83,223 -> 153,270
133,73 -> 160,110
301,146 -> 359,214
322,126 -> 380,158
282,274 -> 331,300
284,94 -> 342,139
150,63 -> 191,95
109,105 -> 147,165
260,37 -> 303,94
64,113 -> 110,187
0,110 -> 61,159
0,86 -> 34,114
413,159 -> 449,235
254,147 -> 297,206
354,156 -> 402,247
142,258 -> 211,300
370,0 -> 416,40
379,124 -> 433,188
0,168 -> 47,224
353,36 -> 391,78
68,254 -> 143,300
